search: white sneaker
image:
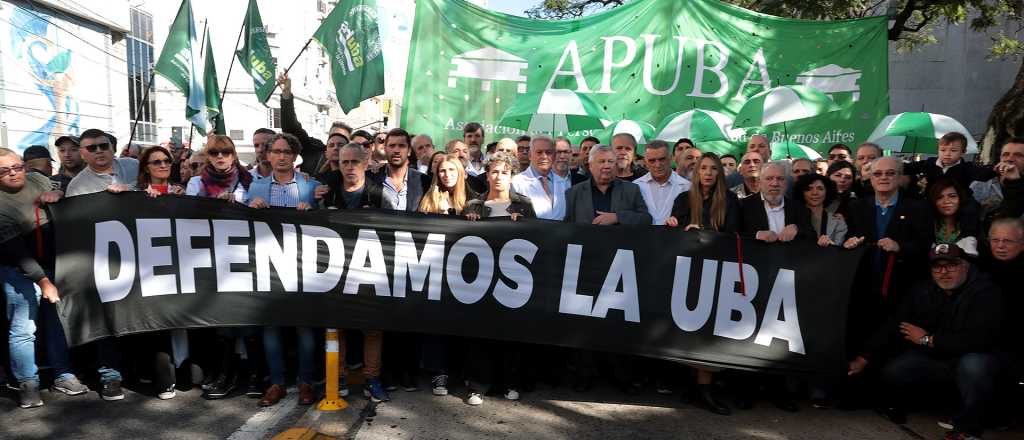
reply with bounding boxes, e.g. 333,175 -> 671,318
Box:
158,385 -> 176,400
504,389 -> 520,401
467,393 -> 483,406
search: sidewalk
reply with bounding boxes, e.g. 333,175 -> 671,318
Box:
280,379 -> 1022,440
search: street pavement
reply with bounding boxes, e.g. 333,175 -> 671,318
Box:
3,378 -> 1021,439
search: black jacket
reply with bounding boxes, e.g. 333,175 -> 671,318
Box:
369,167 -> 431,212
669,189 -> 741,233
464,191 -> 537,219
978,249 -> 1022,354
738,195 -> 815,240
846,194 -> 933,276
903,158 -> 997,196
321,171 -> 391,210
281,95 -> 327,176
862,267 -> 1004,362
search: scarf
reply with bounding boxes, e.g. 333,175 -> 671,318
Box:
200,164 -> 252,198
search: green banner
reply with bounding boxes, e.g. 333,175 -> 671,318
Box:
154,0 -> 207,135
204,33 -> 225,135
401,0 -> 889,155
313,0 -> 385,114
236,0 -> 277,104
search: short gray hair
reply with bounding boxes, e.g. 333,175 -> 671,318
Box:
869,156 -> 902,177
588,143 -> 614,162
484,151 -> 519,174
612,132 -> 637,147
529,135 -> 555,153
989,217 -> 1024,237
760,160 -> 789,176
340,142 -> 369,162
792,157 -> 813,168
645,140 -> 670,153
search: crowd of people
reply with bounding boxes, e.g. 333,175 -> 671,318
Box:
1,76 -> 1022,440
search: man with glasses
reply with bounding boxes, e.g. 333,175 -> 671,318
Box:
515,135 -> 532,174
849,243 -> 1003,440
553,136 -> 585,185
0,148 -> 90,408
511,136 -> 567,220
249,128 -> 277,181
246,133 -> 322,407
66,129 -> 138,197
827,144 -> 852,165
412,134 -> 436,174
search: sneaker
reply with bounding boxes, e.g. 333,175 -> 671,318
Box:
101,380 -> 125,401
202,373 -> 225,391
431,375 -> 449,396
942,431 -> 979,440
339,376 -> 350,397
384,383 -> 399,392
158,384 -> 176,400
18,381 -> 43,408
504,389 -> 520,401
937,418 -> 955,430
363,378 -> 390,403
467,392 -> 483,406
245,374 -> 262,398
203,375 -> 235,400
51,375 -> 90,396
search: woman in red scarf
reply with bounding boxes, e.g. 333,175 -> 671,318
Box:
184,135 -> 252,201
136,146 -> 184,197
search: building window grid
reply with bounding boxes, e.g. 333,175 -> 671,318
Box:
127,8 -> 157,144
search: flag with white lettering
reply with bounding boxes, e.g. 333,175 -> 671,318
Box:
52,192 -> 863,375
235,0 -> 277,104
154,0 -> 208,135
401,0 -> 888,154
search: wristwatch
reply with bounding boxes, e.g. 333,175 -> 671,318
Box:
919,335 -> 931,346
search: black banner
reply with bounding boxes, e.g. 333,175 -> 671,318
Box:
53,192 -> 863,375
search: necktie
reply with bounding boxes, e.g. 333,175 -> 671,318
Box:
540,175 -> 552,201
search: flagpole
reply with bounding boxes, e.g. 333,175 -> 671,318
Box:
265,37 -> 313,98
219,18 -> 246,104
128,64 -> 156,145
188,20 -> 209,148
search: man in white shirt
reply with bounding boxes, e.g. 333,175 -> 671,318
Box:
635,140 -> 690,225
739,161 -> 812,243
511,135 -> 567,220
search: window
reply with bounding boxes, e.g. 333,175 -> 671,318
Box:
317,0 -> 327,13
268,108 -> 281,129
230,129 -> 244,141
127,8 -> 157,144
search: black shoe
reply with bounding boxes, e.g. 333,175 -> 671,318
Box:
203,375 -> 236,399
734,394 -> 754,410
245,374 -> 262,398
773,397 -> 799,413
878,407 -> 907,425
694,384 -> 731,415
101,380 -> 125,401
400,372 -> 419,392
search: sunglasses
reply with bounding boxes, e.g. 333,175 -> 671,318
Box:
207,149 -> 233,158
0,164 -> 26,176
148,159 -> 172,166
84,142 -> 112,153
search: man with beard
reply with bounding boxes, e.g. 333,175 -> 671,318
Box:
50,135 -> 83,191
674,144 -> 701,182
373,128 -> 430,211
249,128 -> 276,181
739,161 -> 813,243
611,133 -> 645,182
463,122 -> 485,175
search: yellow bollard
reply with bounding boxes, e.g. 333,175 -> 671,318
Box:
317,328 -> 348,411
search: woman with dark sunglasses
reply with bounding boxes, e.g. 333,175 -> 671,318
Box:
136,146 -> 184,197
184,136 -> 252,202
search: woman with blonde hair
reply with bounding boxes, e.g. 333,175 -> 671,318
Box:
418,154 -> 471,215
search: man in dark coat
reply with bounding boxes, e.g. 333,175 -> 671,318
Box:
849,244 -> 1004,439
739,161 -> 814,242
564,144 -> 651,225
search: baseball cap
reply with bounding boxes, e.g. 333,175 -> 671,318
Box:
23,145 -> 54,162
55,135 -> 80,147
928,243 -> 965,263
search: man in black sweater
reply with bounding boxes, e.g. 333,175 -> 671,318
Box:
849,244 -> 1004,439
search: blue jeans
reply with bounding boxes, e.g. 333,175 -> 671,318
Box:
263,327 -> 315,385
3,266 -> 42,384
882,350 -> 1001,436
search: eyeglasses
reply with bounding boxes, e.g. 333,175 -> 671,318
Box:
84,142 -> 112,153
871,170 -> 898,178
148,159 -> 172,166
930,261 -> 961,273
207,149 -> 233,158
269,149 -> 294,156
0,164 -> 26,176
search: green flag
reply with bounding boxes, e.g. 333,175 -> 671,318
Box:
402,0 -> 889,153
154,0 -> 207,135
312,0 -> 385,113
235,0 -> 276,104
204,33 -> 225,135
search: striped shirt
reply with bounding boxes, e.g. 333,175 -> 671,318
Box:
269,174 -> 301,208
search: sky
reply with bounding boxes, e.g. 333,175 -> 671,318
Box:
487,0 -> 534,16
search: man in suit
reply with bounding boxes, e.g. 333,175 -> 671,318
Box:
372,128 -> 430,212
739,161 -> 813,242
565,144 -> 652,225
